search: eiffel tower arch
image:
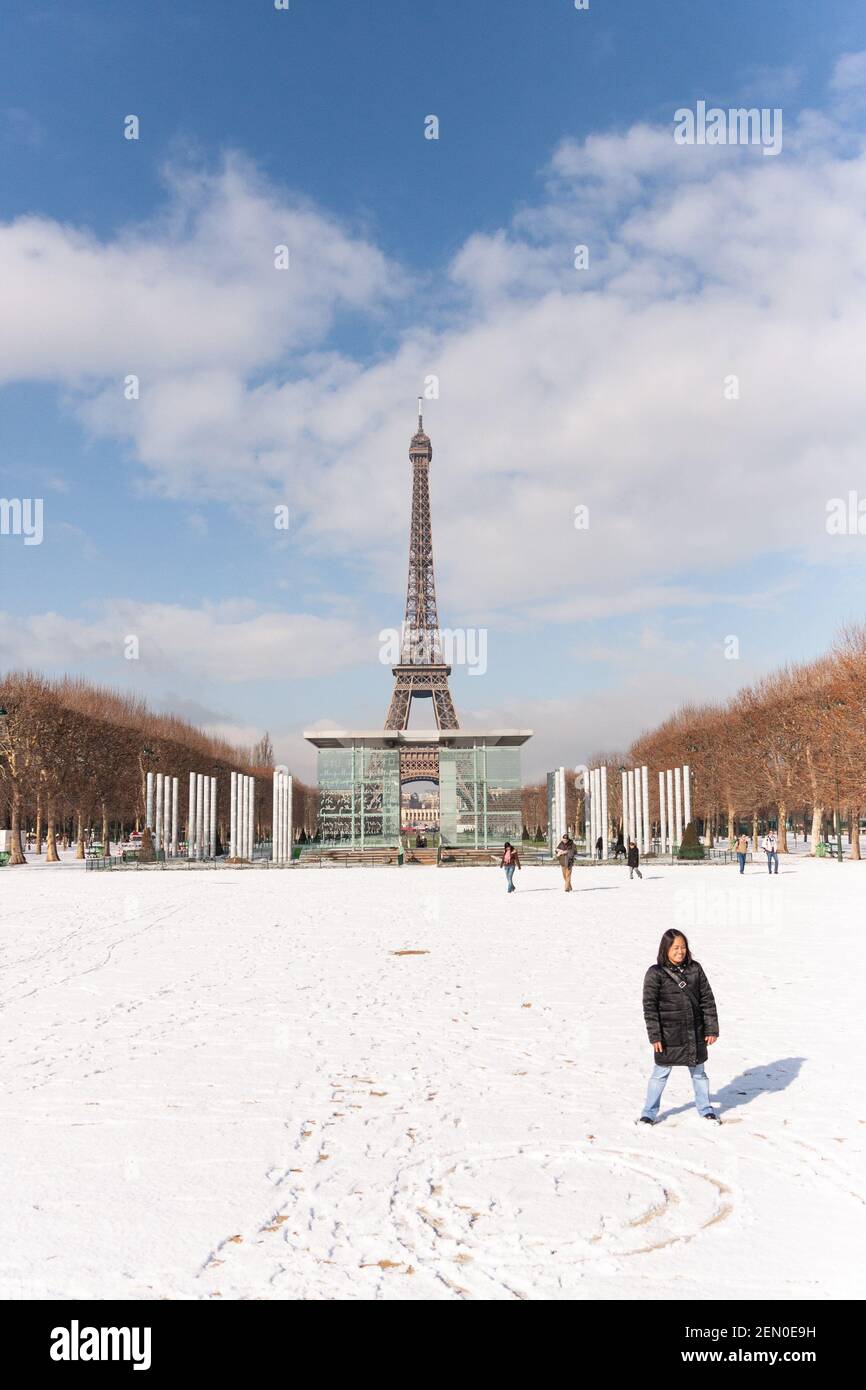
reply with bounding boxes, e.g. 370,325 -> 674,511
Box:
386,404 -> 458,786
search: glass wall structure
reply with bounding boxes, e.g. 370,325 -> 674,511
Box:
317,746 -> 401,846
439,744 -> 522,848
312,736 -> 527,850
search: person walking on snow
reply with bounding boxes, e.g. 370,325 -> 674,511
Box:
555,833 -> 577,891
735,831 -> 749,874
627,839 -> 642,879
639,930 -> 720,1125
595,834 -> 603,861
762,829 -> 779,874
614,831 -> 626,860
500,841 -> 521,893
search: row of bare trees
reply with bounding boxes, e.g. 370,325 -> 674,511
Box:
521,626 -> 866,855
627,626 -> 866,856
0,673 -> 316,865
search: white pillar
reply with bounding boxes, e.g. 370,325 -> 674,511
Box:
667,772 -> 675,845
626,770 -> 634,843
171,776 -> 179,857
641,766 -> 650,855
243,775 -> 250,859
596,767 -> 603,857
674,766 -> 683,848
203,775 -> 210,858
196,772 -> 204,860
210,777 -> 217,858
279,770 -> 286,864
249,777 -> 256,860
634,770 -> 643,852
624,769 -> 630,842
658,771 -> 666,855
683,763 -> 692,831
188,772 -> 196,857
595,767 -> 601,856
560,766 -> 567,842
155,773 -> 164,853
600,765 -> 608,860
623,771 -> 629,844
277,771 -> 285,864
146,771 -> 154,831
588,768 -> 595,857
272,769 -> 293,865
621,768 -> 628,845
230,771 -> 237,859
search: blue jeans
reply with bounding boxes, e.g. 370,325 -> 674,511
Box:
504,864 -> 516,892
737,852 -> 746,873
641,1063 -> 712,1119
765,850 -> 778,873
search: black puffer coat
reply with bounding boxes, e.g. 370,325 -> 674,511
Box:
642,961 -> 719,1067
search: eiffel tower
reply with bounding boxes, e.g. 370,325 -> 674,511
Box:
386,403 -> 458,783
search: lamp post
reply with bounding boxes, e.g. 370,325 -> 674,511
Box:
212,764 -> 220,858
140,745 -> 154,833
818,702 -> 844,863
686,745 -> 699,841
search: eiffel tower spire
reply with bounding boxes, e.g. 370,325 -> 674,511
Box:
385,403 -> 459,733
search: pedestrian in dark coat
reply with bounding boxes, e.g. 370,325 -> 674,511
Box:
627,839 -> 642,879
555,834 -> 576,892
638,930 -> 720,1124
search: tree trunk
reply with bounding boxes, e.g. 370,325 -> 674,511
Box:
752,814 -> 759,851
850,809 -> 860,861
101,802 -> 110,854
35,792 -> 43,855
46,801 -> 60,862
705,809 -> 714,848
727,806 -> 735,844
810,804 -> 823,855
75,810 -> 85,860
9,786 -> 26,864
777,802 -> 788,852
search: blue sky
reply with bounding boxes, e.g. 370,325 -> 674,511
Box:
2,0 -> 866,778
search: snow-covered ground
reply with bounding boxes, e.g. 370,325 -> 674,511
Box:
1,855 -> 863,1301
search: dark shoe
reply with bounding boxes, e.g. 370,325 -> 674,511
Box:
637,1116 -> 654,1126
703,1111 -> 720,1122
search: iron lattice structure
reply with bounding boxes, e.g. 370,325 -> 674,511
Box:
386,408 -> 458,781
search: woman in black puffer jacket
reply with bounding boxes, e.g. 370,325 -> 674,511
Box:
638,929 -> 720,1125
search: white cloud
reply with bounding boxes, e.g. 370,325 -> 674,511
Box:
0,601 -> 374,682
829,50 -> 866,94
4,66 -> 866,647
0,152 -> 401,386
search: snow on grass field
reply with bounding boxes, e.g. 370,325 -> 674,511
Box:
0,856 -> 863,1301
